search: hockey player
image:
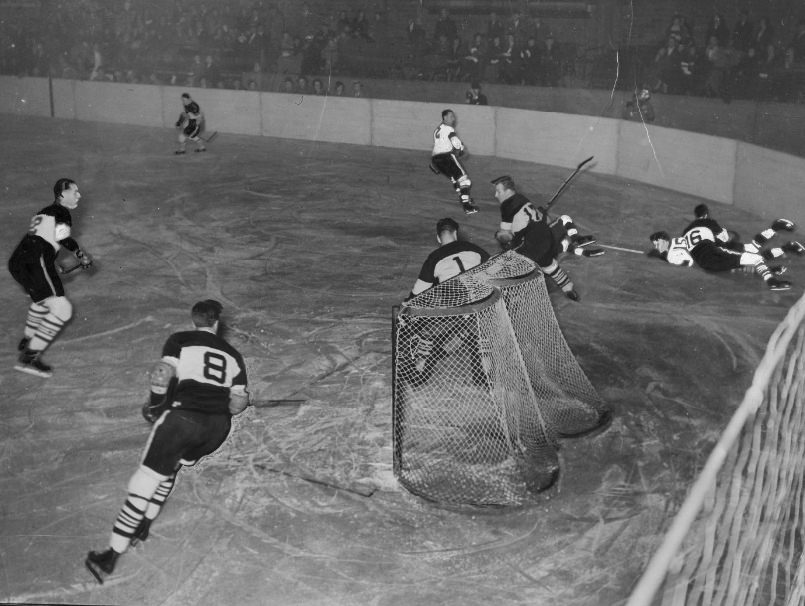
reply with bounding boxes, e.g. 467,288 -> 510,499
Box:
492,175 -> 602,302
430,109 -> 479,215
408,217 -> 490,299
649,205 -> 804,291
7,178 -> 92,377
174,92 -> 206,154
405,218 -> 490,384
85,300 -> 249,584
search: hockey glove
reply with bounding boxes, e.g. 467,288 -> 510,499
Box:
141,395 -> 168,423
76,249 -> 93,269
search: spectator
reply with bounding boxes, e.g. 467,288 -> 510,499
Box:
732,10 -> 754,53
248,24 -> 270,68
541,35 -> 561,87
312,78 -> 325,95
705,14 -> 731,49
433,8 -> 457,43
300,30 -> 325,75
791,19 -> 805,64
679,41 -> 702,95
276,31 -> 298,75
333,80 -> 345,96
486,35 -> 504,82
203,54 -> 222,89
702,35 -> 736,100
463,33 -> 486,83
353,10 -> 373,42
280,76 -> 295,93
500,32 -> 521,84
407,17 -> 427,50
520,36 -> 542,85
465,81 -> 488,105
296,75 -> 309,95
352,80 -> 363,97
509,12 -> 536,46
753,17 -> 774,57
336,10 -> 351,37
652,36 -> 684,94
446,35 -> 467,81
665,14 -> 692,47
487,12 -> 505,42
321,33 -> 339,74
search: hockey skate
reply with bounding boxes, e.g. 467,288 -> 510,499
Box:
783,241 -> 805,255
461,200 -> 479,215
767,278 -> 792,291
772,219 -> 796,232
565,289 -> 581,301
17,337 -> 29,352
85,548 -> 120,584
14,350 -> 52,378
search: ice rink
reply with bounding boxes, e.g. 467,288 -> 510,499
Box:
0,113 -> 799,605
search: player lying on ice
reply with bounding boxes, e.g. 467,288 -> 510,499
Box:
648,204 -> 805,291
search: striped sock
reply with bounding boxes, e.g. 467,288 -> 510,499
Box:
145,475 -> 176,520
24,302 -> 49,339
28,313 -> 68,351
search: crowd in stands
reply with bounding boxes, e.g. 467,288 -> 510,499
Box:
647,11 -> 805,103
0,0 -> 803,103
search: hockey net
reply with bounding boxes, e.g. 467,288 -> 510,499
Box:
392,251 -> 609,507
627,293 -> 805,606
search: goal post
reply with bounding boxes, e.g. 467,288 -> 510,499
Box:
392,251 -> 609,507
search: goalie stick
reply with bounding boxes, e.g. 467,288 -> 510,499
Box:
544,155 -> 594,212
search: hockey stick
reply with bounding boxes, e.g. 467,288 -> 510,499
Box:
544,155 -> 594,212
252,399 -> 306,408
59,262 -> 89,275
201,131 -> 218,143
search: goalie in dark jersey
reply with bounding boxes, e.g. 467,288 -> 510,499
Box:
174,92 -> 206,154
7,178 -> 92,377
404,218 -> 490,384
649,204 -> 804,291
85,300 -> 249,584
408,217 -> 490,299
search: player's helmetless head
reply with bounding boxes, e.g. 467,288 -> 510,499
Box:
650,231 -> 670,253
491,175 -> 515,203
191,299 -> 223,330
54,178 -> 80,209
181,92 -> 192,105
694,204 -> 709,219
436,217 -> 459,244
441,109 -> 456,126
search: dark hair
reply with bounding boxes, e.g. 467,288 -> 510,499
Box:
441,108 -> 453,119
181,93 -> 191,99
650,231 -> 670,242
694,204 -> 709,219
53,178 -> 76,201
191,299 -> 223,327
436,217 -> 459,234
491,175 -> 515,190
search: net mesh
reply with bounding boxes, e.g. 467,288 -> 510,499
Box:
627,294 -> 805,606
392,251 -> 608,507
